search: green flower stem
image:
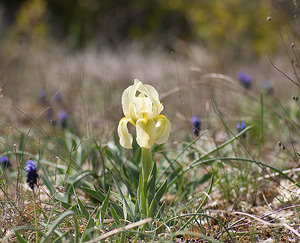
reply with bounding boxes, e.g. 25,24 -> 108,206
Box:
33,190 -> 39,243
141,148 -> 152,183
139,178 -> 147,217
139,148 -> 153,217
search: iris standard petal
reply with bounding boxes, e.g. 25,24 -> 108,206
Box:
135,94 -> 153,119
122,80 -> 140,121
139,82 -> 163,118
154,115 -> 171,144
136,118 -> 156,149
117,118 -> 133,149
144,84 -> 164,116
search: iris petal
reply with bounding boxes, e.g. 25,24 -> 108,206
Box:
122,80 -> 140,121
136,118 -> 156,149
138,81 -> 163,118
117,118 -> 133,149
143,84 -> 164,117
154,115 -> 171,144
135,95 -> 153,119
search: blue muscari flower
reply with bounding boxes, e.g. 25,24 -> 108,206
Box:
54,91 -> 62,102
236,121 -> 246,138
46,106 -> 53,120
237,71 -> 251,89
25,160 -> 38,190
58,110 -> 68,128
39,90 -> 47,104
0,156 -> 11,168
191,115 -> 201,136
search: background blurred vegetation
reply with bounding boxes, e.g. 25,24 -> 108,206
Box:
0,0 -> 297,56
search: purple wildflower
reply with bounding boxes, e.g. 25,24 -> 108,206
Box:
0,156 -> 11,168
236,121 -> 246,138
191,115 -> 201,136
54,91 -> 62,102
45,106 -> 53,120
58,110 -> 68,128
38,90 -> 47,104
25,160 -> 38,190
237,71 -> 251,90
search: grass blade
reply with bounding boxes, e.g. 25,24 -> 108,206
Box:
100,188 -> 111,224
148,179 -> 167,218
41,210 -> 75,243
81,186 -> 105,202
14,231 -> 28,243
110,205 -> 121,226
112,174 -> 135,221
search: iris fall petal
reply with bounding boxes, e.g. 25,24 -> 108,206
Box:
155,115 -> 171,144
117,118 -> 133,149
136,118 -> 156,149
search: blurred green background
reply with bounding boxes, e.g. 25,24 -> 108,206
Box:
0,0 -> 297,56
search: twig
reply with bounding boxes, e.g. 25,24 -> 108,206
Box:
85,217 -> 152,242
258,167 -> 300,181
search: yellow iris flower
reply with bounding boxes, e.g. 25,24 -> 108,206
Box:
118,79 -> 171,149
